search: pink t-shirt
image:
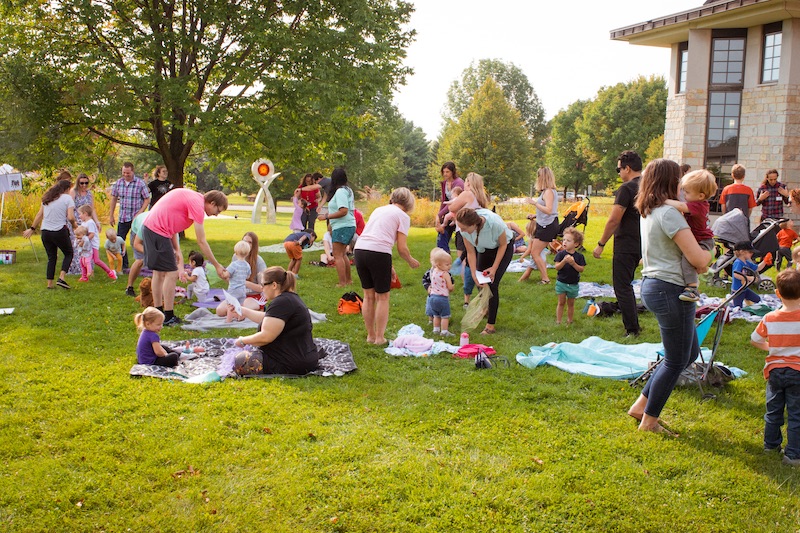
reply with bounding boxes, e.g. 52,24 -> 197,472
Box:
353,204 -> 410,255
144,188 -> 205,238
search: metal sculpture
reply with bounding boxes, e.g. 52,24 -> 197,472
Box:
250,159 -> 281,224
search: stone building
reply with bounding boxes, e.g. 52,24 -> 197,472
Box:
612,0 -> 799,216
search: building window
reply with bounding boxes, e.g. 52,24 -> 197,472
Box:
710,37 -> 745,85
707,92 -> 740,154
762,23 -> 781,83
677,42 -> 688,93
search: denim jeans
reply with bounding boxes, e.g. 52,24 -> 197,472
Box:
764,367 -> 800,459
640,277 -> 699,418
437,222 -> 456,253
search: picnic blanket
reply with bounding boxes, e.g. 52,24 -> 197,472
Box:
259,242 -> 324,254
180,307 -> 327,332
515,336 -> 744,381
129,337 -> 356,381
384,323 -> 460,357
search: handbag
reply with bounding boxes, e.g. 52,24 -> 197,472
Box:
337,292 -> 363,315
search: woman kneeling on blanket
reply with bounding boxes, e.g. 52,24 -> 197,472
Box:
232,266 -> 322,375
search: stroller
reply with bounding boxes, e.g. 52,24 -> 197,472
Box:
630,269 -> 756,398
707,208 -> 784,293
558,196 -> 590,236
549,196 -> 591,253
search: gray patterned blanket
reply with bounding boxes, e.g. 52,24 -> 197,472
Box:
129,337 -> 356,382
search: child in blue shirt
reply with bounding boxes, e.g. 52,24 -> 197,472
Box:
215,240 -> 252,321
732,240 -> 764,308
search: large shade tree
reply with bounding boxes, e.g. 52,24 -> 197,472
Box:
575,76 -> 667,188
545,99 -> 591,195
0,1 -> 414,187
436,78 -> 534,198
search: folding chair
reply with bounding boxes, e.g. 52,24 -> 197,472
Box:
629,269 -> 757,398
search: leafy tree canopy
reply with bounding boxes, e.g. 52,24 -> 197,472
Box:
437,78 -> 534,198
444,58 -> 547,143
545,99 -> 591,195
0,0 -> 414,188
575,76 -> 667,188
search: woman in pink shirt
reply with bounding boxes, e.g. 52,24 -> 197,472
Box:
353,188 -> 421,344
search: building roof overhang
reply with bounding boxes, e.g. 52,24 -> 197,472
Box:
610,0 -> 800,47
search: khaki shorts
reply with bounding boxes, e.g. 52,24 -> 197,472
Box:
284,241 -> 303,260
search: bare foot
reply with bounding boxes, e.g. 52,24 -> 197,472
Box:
638,423 -> 678,437
335,282 -> 352,288
373,338 -> 387,345
366,337 -> 376,343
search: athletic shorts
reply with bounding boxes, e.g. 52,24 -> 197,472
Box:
555,280 -> 579,299
284,241 -> 303,260
535,219 -> 559,242
331,226 -> 356,245
354,249 -> 392,294
141,225 -> 178,272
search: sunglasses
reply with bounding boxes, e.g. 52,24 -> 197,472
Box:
615,167 -> 621,174
79,181 -> 89,185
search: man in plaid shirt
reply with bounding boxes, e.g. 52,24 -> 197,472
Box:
756,169 -> 790,222
108,162 -> 150,270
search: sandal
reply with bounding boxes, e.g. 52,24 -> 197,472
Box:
480,326 -> 496,335
538,279 -> 551,285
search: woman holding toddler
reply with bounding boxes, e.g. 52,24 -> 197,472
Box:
627,159 -> 712,435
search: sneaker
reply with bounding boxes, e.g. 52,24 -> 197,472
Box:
163,316 -> 182,327
463,302 -> 469,309
125,286 -> 136,297
440,331 -> 455,338
764,446 -> 783,454
79,277 -> 89,282
56,278 -> 71,289
782,455 -> 800,466
678,287 -> 700,302
108,270 -> 118,281
624,330 -> 640,338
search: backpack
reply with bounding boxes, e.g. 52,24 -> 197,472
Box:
337,292 -> 363,315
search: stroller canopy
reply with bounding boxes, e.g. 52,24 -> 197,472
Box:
711,208 -> 750,244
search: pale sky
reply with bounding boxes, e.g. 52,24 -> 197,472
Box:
393,0 -> 702,140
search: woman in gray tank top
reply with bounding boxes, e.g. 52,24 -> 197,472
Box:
520,167 -> 559,283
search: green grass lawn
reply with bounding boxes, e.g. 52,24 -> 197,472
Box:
0,210 -> 798,532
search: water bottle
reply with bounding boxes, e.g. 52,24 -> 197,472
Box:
460,332 -> 469,347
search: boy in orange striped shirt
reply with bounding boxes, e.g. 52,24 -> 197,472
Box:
751,269 -> 800,466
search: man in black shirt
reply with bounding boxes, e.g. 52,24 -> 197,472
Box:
593,150 -> 642,337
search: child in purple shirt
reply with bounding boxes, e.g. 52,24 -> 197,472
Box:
135,307 -> 180,366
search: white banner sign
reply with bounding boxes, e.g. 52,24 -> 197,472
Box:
0,173 -> 23,193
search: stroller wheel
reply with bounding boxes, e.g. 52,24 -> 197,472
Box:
758,279 -> 776,292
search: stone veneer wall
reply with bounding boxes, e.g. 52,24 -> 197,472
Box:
739,84 -> 800,223
663,89 -> 708,170
738,84 -> 800,190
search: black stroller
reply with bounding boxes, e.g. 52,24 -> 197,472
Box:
557,196 -> 590,236
550,196 -> 590,253
707,208 -> 784,293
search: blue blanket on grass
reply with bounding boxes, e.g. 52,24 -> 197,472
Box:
515,336 -> 743,380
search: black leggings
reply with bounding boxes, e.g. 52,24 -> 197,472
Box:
154,347 -> 180,368
475,244 -> 514,325
41,226 -> 74,280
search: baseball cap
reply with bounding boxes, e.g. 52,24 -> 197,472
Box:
733,240 -> 757,253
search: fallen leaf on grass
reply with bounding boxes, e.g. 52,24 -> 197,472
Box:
307,432 -> 317,441
263,427 -> 272,434
76,499 -> 84,508
426,447 -> 436,453
532,457 -> 544,465
330,516 -> 338,524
